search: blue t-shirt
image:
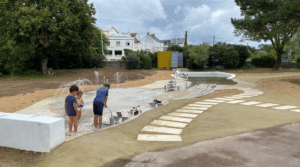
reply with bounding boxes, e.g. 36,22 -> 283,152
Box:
94,87 -> 109,103
65,95 -> 77,116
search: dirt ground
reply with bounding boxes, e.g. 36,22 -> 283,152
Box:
1,68 -> 300,167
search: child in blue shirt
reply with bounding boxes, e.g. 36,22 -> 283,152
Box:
65,85 -> 79,133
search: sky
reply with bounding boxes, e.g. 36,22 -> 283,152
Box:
88,0 -> 271,49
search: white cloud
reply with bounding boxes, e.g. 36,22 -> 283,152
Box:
90,0 -> 167,22
174,5 -> 181,14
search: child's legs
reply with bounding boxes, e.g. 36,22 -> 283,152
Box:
69,116 -> 74,132
94,115 -> 98,127
78,110 -> 81,121
98,116 -> 102,129
74,116 -> 78,132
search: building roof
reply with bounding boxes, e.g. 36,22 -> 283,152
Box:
131,33 -> 137,37
101,27 -> 119,34
150,36 -> 162,42
161,40 -> 170,44
170,38 -> 185,44
134,38 -> 139,43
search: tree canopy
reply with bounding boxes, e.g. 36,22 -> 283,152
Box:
0,0 -> 108,74
231,0 -> 300,69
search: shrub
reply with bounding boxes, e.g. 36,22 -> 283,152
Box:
148,52 -> 158,68
135,52 -> 152,69
251,53 -> 276,68
235,45 -> 250,68
124,52 -> 141,69
296,54 -> 300,64
209,43 -> 240,69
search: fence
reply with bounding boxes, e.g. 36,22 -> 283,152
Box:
102,60 -> 126,68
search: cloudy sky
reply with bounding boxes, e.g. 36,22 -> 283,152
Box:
88,0 -> 271,49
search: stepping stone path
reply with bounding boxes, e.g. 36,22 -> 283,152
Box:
137,88 -> 300,142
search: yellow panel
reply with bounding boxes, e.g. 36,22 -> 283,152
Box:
158,51 -> 171,69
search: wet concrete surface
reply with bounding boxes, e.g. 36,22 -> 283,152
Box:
118,123 -> 300,167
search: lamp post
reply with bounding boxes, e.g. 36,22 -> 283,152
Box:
100,12 -> 104,56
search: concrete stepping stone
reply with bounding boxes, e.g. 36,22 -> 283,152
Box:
214,98 -> 235,101
142,126 -> 182,134
176,109 -> 204,114
187,104 -> 212,107
204,99 -> 225,103
182,107 -> 208,110
240,101 -> 262,105
195,102 -> 218,105
231,95 -> 254,98
151,120 -> 188,128
290,109 -> 300,113
226,100 -> 246,104
223,96 -> 245,99
168,112 -> 198,118
256,103 -> 280,107
137,134 -> 182,141
160,116 -> 193,123
272,105 -> 299,110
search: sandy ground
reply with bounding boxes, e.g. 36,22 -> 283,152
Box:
1,68 -> 300,167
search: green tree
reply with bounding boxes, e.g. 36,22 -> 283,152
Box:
231,0 -> 300,70
187,43 -> 210,69
166,45 -> 183,52
235,45 -> 250,68
282,29 -> 300,61
0,0 -> 97,75
208,43 -> 240,69
89,25 -> 110,55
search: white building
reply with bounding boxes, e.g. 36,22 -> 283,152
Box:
101,27 -> 141,61
140,33 -> 164,53
122,32 -> 141,51
106,34 -> 135,61
102,27 -> 118,36
170,38 -> 185,47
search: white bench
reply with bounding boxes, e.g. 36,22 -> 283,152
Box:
0,112 -> 65,152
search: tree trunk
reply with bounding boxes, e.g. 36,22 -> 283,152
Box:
41,57 -> 48,75
273,48 -> 283,70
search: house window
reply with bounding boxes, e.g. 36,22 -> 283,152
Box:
126,41 -> 130,46
108,50 -> 112,55
115,50 -> 122,55
116,41 -> 120,46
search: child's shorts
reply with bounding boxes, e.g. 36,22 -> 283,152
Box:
93,101 -> 104,116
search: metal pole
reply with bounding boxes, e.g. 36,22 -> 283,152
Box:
100,12 -> 104,56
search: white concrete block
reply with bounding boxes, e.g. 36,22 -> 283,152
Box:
142,126 -> 182,134
182,107 -> 208,110
137,134 -> 182,141
160,116 -> 193,123
151,120 -> 187,128
204,99 -> 225,103
176,109 -> 204,114
195,102 -> 218,105
240,101 -> 262,106
187,104 -> 212,108
0,112 -> 65,152
256,103 -> 280,107
226,100 -> 246,104
272,105 -> 299,110
168,112 -> 198,118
